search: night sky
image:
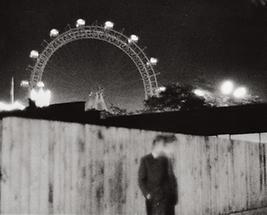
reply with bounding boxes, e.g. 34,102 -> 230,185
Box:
0,0 -> 267,110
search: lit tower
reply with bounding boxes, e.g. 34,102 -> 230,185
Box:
85,87 -> 108,111
95,87 -> 108,111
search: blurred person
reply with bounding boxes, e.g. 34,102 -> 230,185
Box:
138,134 -> 178,215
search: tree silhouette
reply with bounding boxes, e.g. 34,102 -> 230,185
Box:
144,83 -> 211,112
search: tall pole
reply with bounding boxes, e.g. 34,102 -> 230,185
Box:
10,77 -> 14,104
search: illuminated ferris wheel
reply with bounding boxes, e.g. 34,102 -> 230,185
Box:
26,19 -> 159,99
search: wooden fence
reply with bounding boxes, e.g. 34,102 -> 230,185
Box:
0,117 -> 266,215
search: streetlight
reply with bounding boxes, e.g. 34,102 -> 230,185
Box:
233,87 -> 247,99
220,80 -> 234,95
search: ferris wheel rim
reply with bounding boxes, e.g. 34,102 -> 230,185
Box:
29,22 -> 159,99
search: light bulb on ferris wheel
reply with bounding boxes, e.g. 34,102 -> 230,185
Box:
128,34 -> 139,43
37,81 -> 45,88
147,57 -> 158,66
50,29 -> 59,38
104,21 -> 114,30
29,50 -> 39,59
76,19 -> 86,27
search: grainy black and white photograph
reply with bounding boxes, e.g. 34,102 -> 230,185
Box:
0,0 -> 267,214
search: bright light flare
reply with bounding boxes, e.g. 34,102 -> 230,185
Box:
0,101 -> 25,111
104,21 -> 114,30
76,19 -> 86,27
128,34 -> 139,43
158,86 -> 166,92
37,81 -> 45,88
147,57 -> 158,66
194,89 -> 205,97
49,29 -> 59,37
155,86 -> 166,95
30,88 -> 51,108
220,80 -> 234,95
29,50 -> 39,59
233,87 -> 247,99
20,80 -> 29,87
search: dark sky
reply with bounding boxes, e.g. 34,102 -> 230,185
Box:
0,0 -> 267,110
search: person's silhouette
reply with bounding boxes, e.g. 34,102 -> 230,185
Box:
138,134 -> 178,215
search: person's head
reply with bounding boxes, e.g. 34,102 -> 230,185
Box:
152,134 -> 177,157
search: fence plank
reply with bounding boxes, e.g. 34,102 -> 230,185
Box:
29,119 -> 42,214
39,120 -> 50,214
53,122 -> 66,214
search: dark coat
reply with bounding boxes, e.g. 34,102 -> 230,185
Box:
138,153 -> 178,214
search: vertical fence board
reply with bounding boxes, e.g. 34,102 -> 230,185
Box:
84,125 -> 93,214
74,124 -> 86,214
63,123 -> 72,214
247,142 -> 262,209
10,118 -> 22,213
1,118 -> 9,213
29,119 -> 42,214
52,122 -> 65,214
1,118 -> 21,213
48,122 -> 55,214
39,120 -> 50,214
69,123 -> 78,214
86,125 -> 105,214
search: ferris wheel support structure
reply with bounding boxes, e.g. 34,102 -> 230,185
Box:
28,20 -> 159,99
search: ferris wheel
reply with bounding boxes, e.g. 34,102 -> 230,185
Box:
26,19 -> 159,99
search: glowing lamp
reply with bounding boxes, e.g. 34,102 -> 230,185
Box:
104,21 -> 114,30
20,80 -> 29,87
30,89 -> 38,101
194,89 -> 205,97
49,29 -> 59,37
233,87 -> 247,99
30,88 -> 51,108
0,101 -> 25,111
76,19 -> 86,27
147,57 -> 158,66
37,81 -> 45,88
128,34 -> 139,43
220,80 -> 234,95
29,50 -> 39,59
158,86 -> 166,92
